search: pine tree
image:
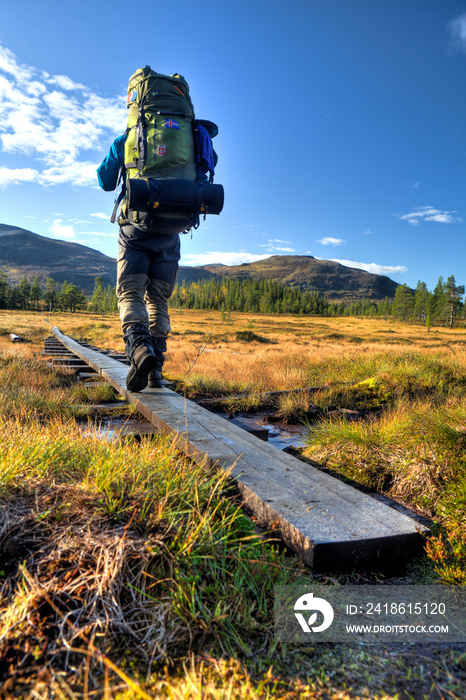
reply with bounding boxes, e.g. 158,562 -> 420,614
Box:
44,278 -> 59,311
30,277 -> 42,309
431,277 -> 446,323
0,270 -> 10,309
413,281 -> 430,322
90,276 -> 105,313
392,284 -> 414,321
17,276 -> 31,309
58,281 -> 69,311
445,275 -> 464,326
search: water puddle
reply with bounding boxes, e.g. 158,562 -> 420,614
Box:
78,403 -> 311,451
226,413 -> 311,450
259,421 -> 310,450
79,417 -> 157,441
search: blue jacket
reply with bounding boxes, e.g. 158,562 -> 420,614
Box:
97,134 -> 126,191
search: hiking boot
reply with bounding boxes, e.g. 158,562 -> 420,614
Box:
146,335 -> 166,389
147,368 -> 163,389
126,344 -> 158,393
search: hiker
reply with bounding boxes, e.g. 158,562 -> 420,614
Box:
97,133 -> 181,392
97,67 -> 223,393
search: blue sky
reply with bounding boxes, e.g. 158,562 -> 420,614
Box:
0,0 -> 465,291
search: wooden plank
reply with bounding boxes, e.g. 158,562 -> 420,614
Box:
50,357 -> 89,366
75,402 -> 130,411
52,327 -> 429,570
42,352 -> 80,357
47,363 -> 92,375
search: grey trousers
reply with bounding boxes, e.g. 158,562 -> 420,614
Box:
116,224 -> 180,338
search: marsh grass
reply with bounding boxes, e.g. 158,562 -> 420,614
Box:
274,391 -> 318,423
306,351 -> 466,415
304,399 -> 466,582
0,347 -> 90,422
71,382 -> 120,404
0,419 -> 293,697
1,309 -> 466,697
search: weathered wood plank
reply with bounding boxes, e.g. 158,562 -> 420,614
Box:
52,327 -> 428,570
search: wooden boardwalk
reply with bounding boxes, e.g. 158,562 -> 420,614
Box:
52,327 -> 428,570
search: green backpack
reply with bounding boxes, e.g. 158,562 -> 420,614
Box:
117,66 -> 223,234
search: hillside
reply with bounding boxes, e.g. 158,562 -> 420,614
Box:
0,224 -> 117,294
0,224 -> 219,295
199,255 -> 398,302
0,225 -> 398,301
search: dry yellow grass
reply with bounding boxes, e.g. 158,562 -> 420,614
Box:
2,308 -> 466,394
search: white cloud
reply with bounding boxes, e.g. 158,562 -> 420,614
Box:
448,12 -> 466,53
317,237 -> 345,246
412,181 -> 421,189
49,219 -> 75,239
0,43 -> 127,188
398,206 -> 462,226
39,161 -> 100,187
0,166 -> 39,186
258,244 -> 295,252
329,259 -> 408,275
257,238 -> 295,253
0,45 -> 34,82
0,162 -> 103,188
47,74 -> 86,91
181,252 -> 272,267
426,213 -> 460,224
363,229 -> 374,235
90,212 -> 110,220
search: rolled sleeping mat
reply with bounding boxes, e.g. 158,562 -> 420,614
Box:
127,178 -> 224,216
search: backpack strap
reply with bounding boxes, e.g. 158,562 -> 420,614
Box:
110,129 -> 130,223
110,165 -> 125,224
135,97 -> 147,173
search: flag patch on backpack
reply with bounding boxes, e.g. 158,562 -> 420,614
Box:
164,118 -> 180,129
127,90 -> 137,104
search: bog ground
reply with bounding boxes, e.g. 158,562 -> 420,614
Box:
0,308 -> 465,699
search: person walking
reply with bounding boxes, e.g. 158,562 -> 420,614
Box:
97,134 -> 180,392
97,67 -> 221,393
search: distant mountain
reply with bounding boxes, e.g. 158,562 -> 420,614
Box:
198,255 -> 398,302
0,224 -> 117,294
0,225 -> 398,301
177,266 -> 222,284
0,223 -> 219,295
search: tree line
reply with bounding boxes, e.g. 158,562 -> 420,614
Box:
1,270 -> 464,326
168,275 -> 465,325
169,277 -> 332,316
0,273 -> 118,314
